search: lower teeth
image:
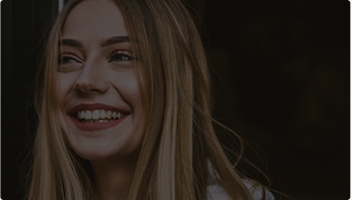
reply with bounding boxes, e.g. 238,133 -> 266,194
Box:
79,119 -> 116,123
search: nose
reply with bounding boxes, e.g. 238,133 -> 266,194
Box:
74,61 -> 109,96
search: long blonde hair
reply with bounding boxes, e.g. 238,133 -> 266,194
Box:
29,0 -> 270,199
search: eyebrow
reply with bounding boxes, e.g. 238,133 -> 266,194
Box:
58,36 -> 130,48
101,36 -> 130,47
59,39 -> 83,48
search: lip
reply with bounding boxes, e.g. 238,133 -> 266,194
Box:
69,103 -> 129,131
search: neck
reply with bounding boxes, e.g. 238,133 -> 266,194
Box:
91,154 -> 138,200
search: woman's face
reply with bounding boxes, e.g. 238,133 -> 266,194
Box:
56,0 -> 145,161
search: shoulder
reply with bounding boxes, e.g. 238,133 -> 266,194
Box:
207,181 -> 275,200
243,179 -> 275,200
206,161 -> 275,200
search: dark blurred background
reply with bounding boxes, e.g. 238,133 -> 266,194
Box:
2,0 -> 350,199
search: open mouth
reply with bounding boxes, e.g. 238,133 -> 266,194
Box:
69,109 -> 130,131
68,104 -> 130,131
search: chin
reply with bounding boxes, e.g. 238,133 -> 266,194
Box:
66,134 -> 141,162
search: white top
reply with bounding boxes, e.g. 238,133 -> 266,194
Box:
207,181 -> 275,200
206,161 -> 275,200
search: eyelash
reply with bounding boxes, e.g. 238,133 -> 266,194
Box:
108,50 -> 135,62
58,54 -> 81,65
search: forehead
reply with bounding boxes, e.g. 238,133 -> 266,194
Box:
62,0 -> 128,39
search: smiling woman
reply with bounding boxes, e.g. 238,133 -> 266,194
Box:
55,1 -> 145,168
28,0 -> 274,199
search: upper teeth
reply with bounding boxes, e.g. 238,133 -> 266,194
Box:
77,110 -> 125,120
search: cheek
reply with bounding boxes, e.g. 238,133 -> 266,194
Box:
55,73 -> 76,103
124,81 -> 140,101
115,71 -> 143,108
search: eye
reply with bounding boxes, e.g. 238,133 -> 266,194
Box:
109,50 -> 135,62
58,54 -> 81,65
